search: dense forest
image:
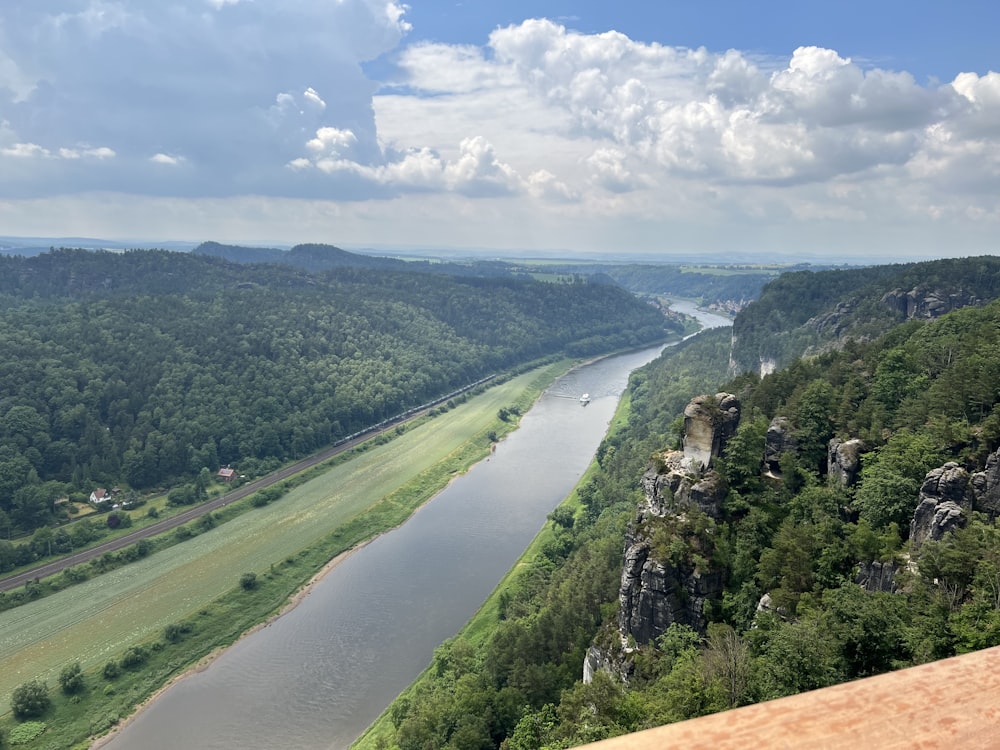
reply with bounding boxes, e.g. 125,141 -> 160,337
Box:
731,255 -> 1000,373
367,256 -> 1000,750
0,248 -> 675,546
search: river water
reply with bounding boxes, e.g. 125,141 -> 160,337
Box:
102,304 -> 730,750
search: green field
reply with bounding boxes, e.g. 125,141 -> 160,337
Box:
0,363 -> 565,713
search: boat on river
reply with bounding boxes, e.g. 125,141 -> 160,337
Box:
580,393 -> 590,404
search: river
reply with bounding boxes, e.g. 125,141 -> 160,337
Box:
102,304 -> 730,750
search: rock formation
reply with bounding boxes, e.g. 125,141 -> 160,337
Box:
765,417 -> 797,473
910,462 -> 971,549
971,447 -> 1000,518
881,287 -> 979,321
587,393 -> 737,683
828,438 -> 866,487
641,457 -> 726,520
855,560 -> 899,593
683,393 -> 741,470
619,395 -> 737,644
617,534 -> 722,645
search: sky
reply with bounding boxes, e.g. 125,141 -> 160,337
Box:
1,0 -> 998,260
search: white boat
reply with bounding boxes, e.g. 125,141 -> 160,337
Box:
580,393 -> 590,404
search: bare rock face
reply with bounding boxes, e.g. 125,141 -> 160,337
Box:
910,462 -> 971,549
765,417 -> 797,472
971,448 -> 1000,518
641,453 -> 726,520
828,438 -> 866,487
881,287 -> 979,320
855,560 -> 899,593
617,536 -> 722,644
683,392 -> 741,470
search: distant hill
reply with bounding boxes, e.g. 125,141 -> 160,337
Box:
731,256 -> 1000,374
193,241 -> 518,278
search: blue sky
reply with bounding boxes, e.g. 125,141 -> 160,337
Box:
1,0 -> 998,259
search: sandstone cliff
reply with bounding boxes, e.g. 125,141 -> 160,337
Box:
586,394 -> 738,683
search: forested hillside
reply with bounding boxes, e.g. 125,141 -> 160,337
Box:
731,255 -> 1000,373
362,258 -> 1000,750
0,249 -> 674,545
193,241 -> 517,277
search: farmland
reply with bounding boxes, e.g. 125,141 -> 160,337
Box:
0,362 -> 564,713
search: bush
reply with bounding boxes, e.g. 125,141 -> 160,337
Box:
164,622 -> 193,643
58,662 -> 85,695
120,645 -> 147,669
174,526 -> 193,541
11,680 -> 50,719
239,572 -> 258,591
102,661 -> 121,680
8,721 -> 46,745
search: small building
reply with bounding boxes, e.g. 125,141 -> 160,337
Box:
217,467 -> 237,482
89,488 -> 109,506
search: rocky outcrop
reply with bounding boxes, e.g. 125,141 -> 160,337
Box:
881,287 -> 980,321
828,438 -> 866,487
972,448 -> 1000,518
683,393 -> 741,470
641,453 -> 726,520
910,462 -> 971,549
613,393 -> 734,652
855,560 -> 900,593
590,394 -> 736,682
808,299 -> 858,338
765,417 -> 797,472
617,536 -> 722,644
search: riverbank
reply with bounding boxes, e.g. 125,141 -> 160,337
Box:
87,344 -> 667,750
0,361 -> 572,750
352,388 -> 636,750
90,537 -> 372,749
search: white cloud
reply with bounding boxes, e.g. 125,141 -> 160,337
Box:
0,0 -> 411,197
2,142 -> 51,158
0,9 -> 997,256
150,153 -> 183,165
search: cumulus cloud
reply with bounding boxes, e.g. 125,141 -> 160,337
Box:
0,0 -> 410,197
150,153 -> 184,166
1,9 -> 997,255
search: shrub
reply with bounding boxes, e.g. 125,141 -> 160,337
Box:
8,721 -> 46,745
239,572 -> 258,591
58,662 -> 85,694
120,645 -> 147,669
164,622 -> 192,643
174,526 -> 193,541
102,661 -> 121,680
10,680 -> 50,719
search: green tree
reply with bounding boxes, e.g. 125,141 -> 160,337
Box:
58,661 -> 85,694
10,680 -> 50,718
855,430 -> 945,532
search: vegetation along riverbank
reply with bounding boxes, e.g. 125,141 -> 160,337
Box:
0,359 -> 576,749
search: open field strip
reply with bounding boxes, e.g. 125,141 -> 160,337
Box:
0,363 -> 565,710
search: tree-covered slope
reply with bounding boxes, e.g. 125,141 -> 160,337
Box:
362,294 -> 1000,750
0,249 -> 674,542
731,256 -> 1000,374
